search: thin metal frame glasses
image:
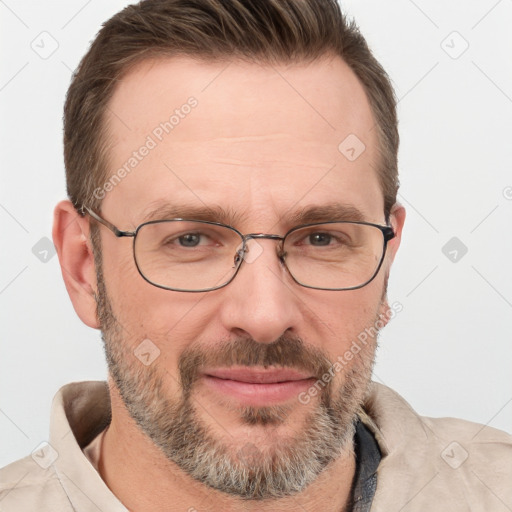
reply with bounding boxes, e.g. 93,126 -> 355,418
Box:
83,206 -> 395,293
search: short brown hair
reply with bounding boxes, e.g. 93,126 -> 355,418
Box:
64,0 -> 399,221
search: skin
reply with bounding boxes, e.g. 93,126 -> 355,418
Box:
53,54 -> 405,511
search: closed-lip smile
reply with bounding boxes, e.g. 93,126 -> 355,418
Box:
201,366 -> 316,406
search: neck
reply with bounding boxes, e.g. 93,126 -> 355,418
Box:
98,389 -> 357,512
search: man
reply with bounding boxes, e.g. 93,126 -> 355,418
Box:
1,0 -> 511,510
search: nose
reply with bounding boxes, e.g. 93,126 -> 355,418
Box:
218,238 -> 303,344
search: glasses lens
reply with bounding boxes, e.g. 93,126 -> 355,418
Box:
283,223 -> 386,289
134,220 -> 243,291
134,220 -> 387,291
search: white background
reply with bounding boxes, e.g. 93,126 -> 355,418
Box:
1,0 -> 511,467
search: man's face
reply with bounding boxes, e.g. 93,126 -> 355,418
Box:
94,55 -> 402,498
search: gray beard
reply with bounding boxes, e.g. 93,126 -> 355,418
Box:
94,257 -> 377,500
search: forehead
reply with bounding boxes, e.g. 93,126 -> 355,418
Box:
102,55 -> 383,228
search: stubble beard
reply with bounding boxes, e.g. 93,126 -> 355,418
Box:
93,254 -> 379,500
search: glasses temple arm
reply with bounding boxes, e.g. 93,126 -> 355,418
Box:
81,206 -> 134,238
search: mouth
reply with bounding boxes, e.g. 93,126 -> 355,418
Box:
201,367 -> 316,406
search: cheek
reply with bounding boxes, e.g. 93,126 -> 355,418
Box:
306,281 -> 384,339
114,288 -> 214,359
106,258 -> 147,322
101,237 -> 137,287
102,243 -> 217,350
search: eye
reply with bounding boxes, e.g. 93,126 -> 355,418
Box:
288,226 -> 353,250
177,233 -> 202,247
308,233 -> 332,246
163,231 -> 215,249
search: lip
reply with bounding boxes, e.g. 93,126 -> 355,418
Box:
201,366 -> 316,406
205,367 -> 313,383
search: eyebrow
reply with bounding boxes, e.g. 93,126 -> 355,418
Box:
139,201 -> 368,227
140,201 -> 247,225
289,203 -> 367,224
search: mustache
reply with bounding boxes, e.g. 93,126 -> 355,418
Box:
178,334 -> 333,392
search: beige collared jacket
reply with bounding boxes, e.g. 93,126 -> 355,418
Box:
1,381 -> 511,511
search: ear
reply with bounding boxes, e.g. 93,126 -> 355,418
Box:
385,202 -> 406,264
377,203 -> 405,327
52,200 -> 100,329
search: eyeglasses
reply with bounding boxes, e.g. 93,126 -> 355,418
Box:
83,206 -> 395,292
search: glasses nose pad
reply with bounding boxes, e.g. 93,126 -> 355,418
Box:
236,238 -> 265,265
233,243 -> 245,268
